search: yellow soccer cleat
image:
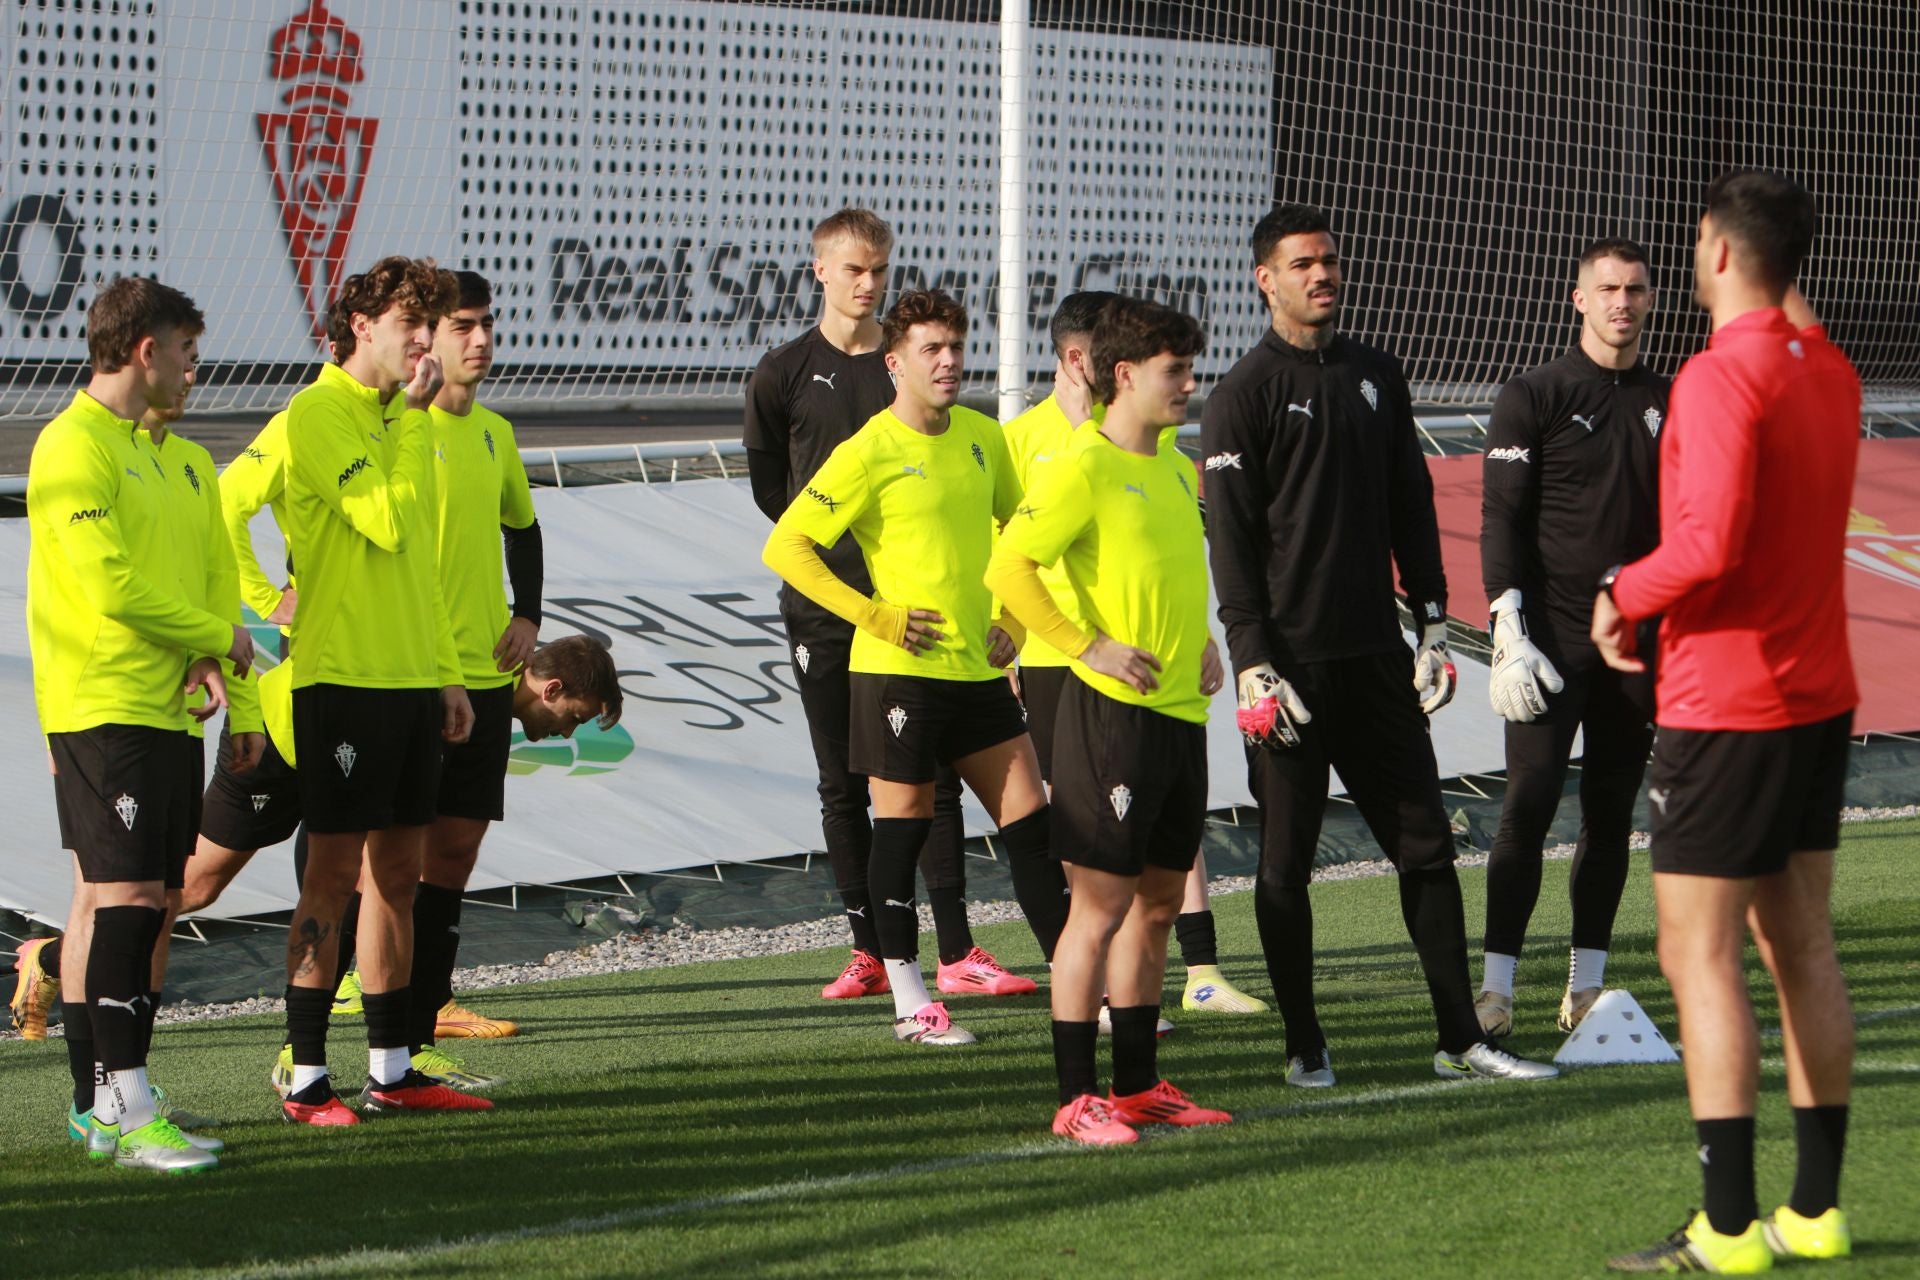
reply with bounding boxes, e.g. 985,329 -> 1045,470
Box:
1762,1205 -> 1850,1260
435,998 -> 518,1039
331,969 -> 364,1017
9,937 -> 61,1040
1607,1210 -> 1773,1273
1181,965 -> 1269,1013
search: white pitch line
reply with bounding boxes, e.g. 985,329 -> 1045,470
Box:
194,1003 -> 1920,1280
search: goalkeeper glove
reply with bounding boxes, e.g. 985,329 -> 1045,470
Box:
1236,663 -> 1311,749
1412,621 -> 1456,715
1486,589 -> 1563,722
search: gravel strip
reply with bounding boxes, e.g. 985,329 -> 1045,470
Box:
16,804 -> 1919,1037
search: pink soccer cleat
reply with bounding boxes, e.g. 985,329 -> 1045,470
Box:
936,947 -> 1039,996
821,950 -> 891,1000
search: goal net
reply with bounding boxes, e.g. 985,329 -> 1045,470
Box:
0,0 -> 1912,422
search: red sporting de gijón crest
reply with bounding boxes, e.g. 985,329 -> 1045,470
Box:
257,1 -> 378,346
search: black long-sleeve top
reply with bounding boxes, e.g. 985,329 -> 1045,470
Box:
1201,329 -> 1448,670
1479,347 -> 1668,656
741,327 -> 897,639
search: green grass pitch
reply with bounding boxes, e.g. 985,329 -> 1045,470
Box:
3,819 -> 1917,1278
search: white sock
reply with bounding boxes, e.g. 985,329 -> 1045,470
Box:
1481,952 -> 1517,997
93,1065 -> 115,1124
1570,947 -> 1608,992
291,1064 -> 329,1095
109,1067 -> 155,1131
369,1045 -> 411,1087
884,958 -> 933,1019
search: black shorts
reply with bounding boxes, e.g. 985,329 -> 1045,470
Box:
848,672 -> 1028,785
293,684 -> 442,834
1017,664 -> 1073,783
50,724 -> 200,887
1050,675 -> 1206,877
1648,710 -> 1853,878
438,682 -> 515,822
200,718 -> 302,852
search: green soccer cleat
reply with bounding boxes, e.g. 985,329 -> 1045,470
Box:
332,969 -> 364,1017
271,1043 -> 295,1099
412,1045 -> 503,1092
1762,1205 -> 1850,1260
85,1116 -> 118,1161
150,1081 -> 219,1130
1180,965 -> 1269,1013
1607,1210 -> 1773,1273
114,1116 -> 219,1174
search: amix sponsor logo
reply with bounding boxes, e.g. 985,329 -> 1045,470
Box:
68,505 -> 109,524
805,485 -> 839,512
337,455 -> 370,487
1487,446 -> 1531,464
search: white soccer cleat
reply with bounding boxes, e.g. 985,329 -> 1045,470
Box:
892,1001 -> 976,1046
1434,1042 -> 1559,1081
1284,1047 -> 1335,1089
1095,1003 -> 1175,1037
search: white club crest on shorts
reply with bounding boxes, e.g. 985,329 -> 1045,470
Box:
887,705 -> 909,738
251,794 -> 270,814
1361,379 -> 1379,411
114,793 -> 138,830
1109,784 -> 1133,821
1644,407 -> 1663,439
795,644 -> 810,673
335,742 -> 358,778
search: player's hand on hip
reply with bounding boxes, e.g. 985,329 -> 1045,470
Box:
1081,632 -> 1162,694
267,588 -> 298,627
226,624 -> 256,678
442,685 -> 475,743
985,625 -> 1017,669
1591,590 -> 1645,673
1412,622 -> 1457,715
404,353 -> 445,410
1200,637 -> 1225,697
185,657 -> 229,721
1236,662 -> 1309,748
1487,591 -> 1563,722
900,608 -> 946,655
230,732 -> 265,774
494,616 -> 538,673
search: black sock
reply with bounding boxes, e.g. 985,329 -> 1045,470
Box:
362,987 -> 413,1083
927,885 -> 974,965
1109,1005 -> 1162,1097
285,984 -> 333,1067
1398,868 -> 1481,1054
1789,1105 -> 1849,1218
1051,1019 -> 1100,1104
328,892 -> 362,996
1696,1116 -> 1759,1236
1174,911 -> 1218,969
839,886 -> 882,956
61,998 -> 93,1113
1253,879 -> 1324,1059
408,883 -> 463,1049
139,990 -> 162,1061
88,906 -> 162,1072
869,817 -> 933,961
999,808 -> 1069,962
40,936 -> 62,980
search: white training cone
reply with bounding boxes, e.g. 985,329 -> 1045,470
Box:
1553,989 -> 1680,1066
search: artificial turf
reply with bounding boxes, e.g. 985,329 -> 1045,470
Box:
2,819 -> 1916,1278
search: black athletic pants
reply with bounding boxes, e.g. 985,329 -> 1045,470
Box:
1484,650 -> 1654,958
1248,649 -> 1480,1056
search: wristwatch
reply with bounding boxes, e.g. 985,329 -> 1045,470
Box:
1598,563 -> 1625,602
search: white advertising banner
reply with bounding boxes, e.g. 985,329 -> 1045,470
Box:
0,476 -> 1506,926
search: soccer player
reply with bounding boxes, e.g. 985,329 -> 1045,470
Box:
1202,204 -> 1556,1087
26,276 -> 256,1171
989,296 -> 1234,1144
761,289 -> 1057,1046
745,210 -> 1041,999
1476,238 -> 1669,1037
1600,172 -> 1860,1273
1003,290 -> 1265,1017
276,255 -> 485,1123
408,269 -> 549,1057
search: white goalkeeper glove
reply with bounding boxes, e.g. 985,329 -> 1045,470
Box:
1412,621 -> 1457,715
1236,663 -> 1311,749
1486,589 -> 1563,722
